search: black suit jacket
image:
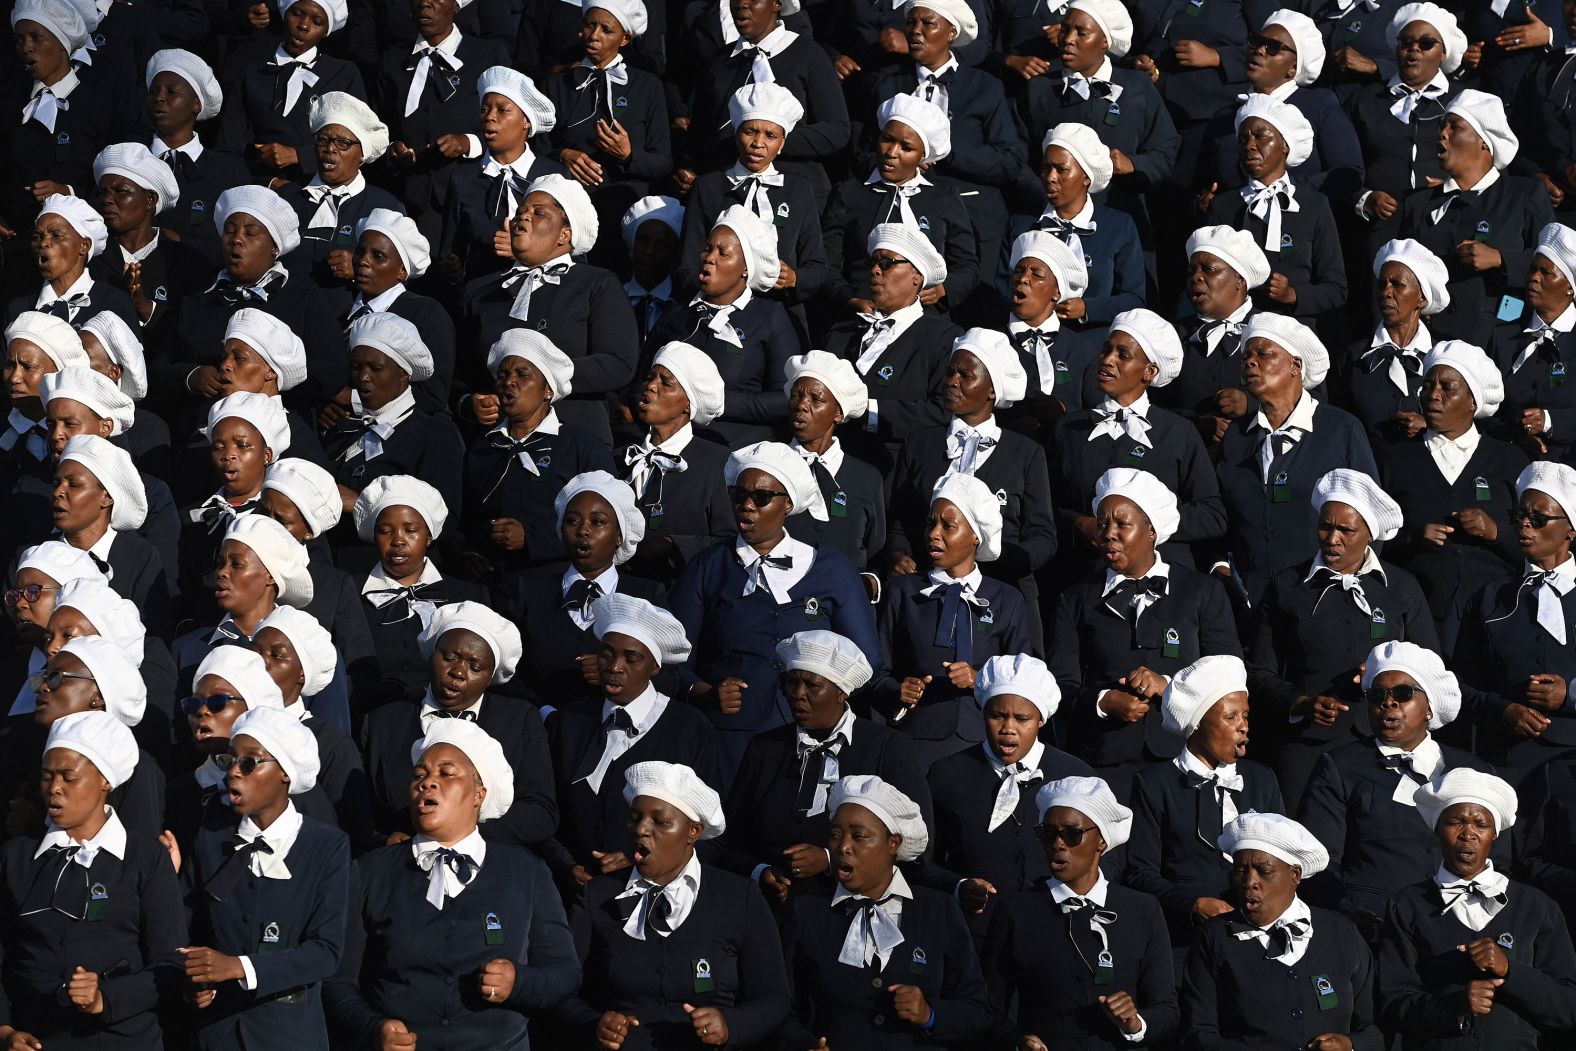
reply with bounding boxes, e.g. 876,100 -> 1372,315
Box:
825,312 -> 960,474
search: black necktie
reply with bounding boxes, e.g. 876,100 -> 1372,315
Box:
642,884 -> 673,935
44,294 -> 89,320
729,175 -> 760,208
1035,214 -> 1095,241
342,302 -> 373,328
632,294 -> 655,340
409,48 -> 458,103
1264,918 -> 1311,960
485,168 -> 528,225
933,583 -> 974,664
807,457 -> 839,516
270,57 -> 307,113
434,709 -> 477,721
794,736 -> 843,815
205,838 -> 274,901
603,707 -> 635,734
161,149 -> 198,182
564,578 -> 603,617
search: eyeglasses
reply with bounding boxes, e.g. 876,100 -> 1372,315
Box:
1036,824 -> 1100,847
871,255 -> 913,271
28,669 -> 94,692
181,694 -> 243,716
1365,684 -> 1424,705
1509,509 -> 1571,529
1248,34 -> 1297,56
216,754 -> 279,775
314,132 -> 361,153
1395,34 -> 1441,51
728,485 -> 788,508
4,582 -> 59,606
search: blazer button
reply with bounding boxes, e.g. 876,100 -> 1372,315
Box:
873,1014 -> 885,1026
1292,1008 -> 1303,1020
871,978 -> 883,988
1287,969 -> 1298,979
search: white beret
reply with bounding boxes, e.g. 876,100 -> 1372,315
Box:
975,653 -> 1060,721
1373,238 -> 1451,316
12,0 -> 87,53
728,82 -> 803,134
932,472 -> 1003,562
620,195 -> 684,254
1035,775 -> 1132,849
1187,225 -> 1271,289
776,629 -> 874,695
41,367 -> 134,435
1361,640 -> 1460,729
954,328 -> 1026,407
593,592 -> 692,667
349,312 -> 433,382
354,474 -> 448,541
419,601 -> 523,685
1415,768 -> 1518,833
726,440 -> 828,521
309,91 -> 389,163
78,312 -> 148,401
1009,231 -> 1088,303
1263,8 -> 1324,85
59,434 -> 147,531
54,578 -> 143,666
208,391 -> 291,455
1093,467 -> 1181,545
1517,460 -> 1576,518
1234,94 -> 1314,168
7,310 -> 87,371
486,329 -> 574,401
868,222 -> 947,289
215,185 -> 301,256
1242,313 -> 1329,388
526,174 -> 598,256
624,760 -> 725,838
555,471 -> 644,565
1069,0 -> 1132,57
713,205 -> 781,293
231,705 -> 320,793
651,341 -> 726,427
585,0 -> 646,35
477,66 -> 556,138
224,515 -> 314,608
906,0 -> 977,46
355,207 -> 430,278
280,0 -> 347,30
1311,468 -> 1402,542
37,194 -> 106,260
783,350 -> 869,420
1536,222 -> 1576,287
1042,122 -> 1114,195
225,308 -> 307,392
45,710 -> 136,789
262,458 -> 342,538
1161,654 -> 1248,738
1388,3 -> 1467,74
60,635 -> 145,727
17,540 -> 106,587
830,775 -> 929,860
93,144 -> 180,214
413,721 -> 514,822
1446,89 -> 1517,170
1220,813 -> 1329,874
256,605 -> 338,698
146,49 -> 222,116
195,645 -> 285,710
1422,340 -> 1502,418
1111,308 -> 1184,388
877,93 -> 951,165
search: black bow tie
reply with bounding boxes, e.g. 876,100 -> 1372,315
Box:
1034,214 -> 1094,240
603,707 -> 635,734
408,47 -> 459,102
1062,76 -> 1112,101
1365,342 -> 1423,376
20,845 -> 92,919
564,578 -> 603,617
1379,752 -> 1429,785
342,302 -> 374,327
205,837 -> 275,901
44,293 -> 90,320
364,581 -> 439,624
429,846 -> 477,883
1190,317 -> 1243,351
214,274 -> 276,305
1107,575 -> 1166,613
433,708 -> 477,721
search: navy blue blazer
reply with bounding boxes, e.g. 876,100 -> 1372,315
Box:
617,430 -> 734,582
822,172 -> 982,310
675,167 -> 828,306
1491,316 -> 1576,460
1132,0 -> 1273,128
143,140 -> 253,271
1207,85 -> 1365,205
543,64 -> 673,187
1001,204 -> 1146,327
1022,66 -> 1182,198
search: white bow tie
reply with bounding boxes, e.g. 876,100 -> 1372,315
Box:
1088,403 -> 1152,448
945,423 -> 997,475
505,261 -> 570,320
1389,81 -> 1444,123
22,84 -> 64,132
1242,179 -> 1298,253
271,55 -> 319,116
988,760 -> 1043,832
1438,867 -> 1510,931
837,892 -> 906,967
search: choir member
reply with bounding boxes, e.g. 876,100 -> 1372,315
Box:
622,195 -> 684,343
1001,231 -> 1094,434
1160,226 -> 1266,440
1491,222 -> 1576,461
7,194 -> 137,329
2,311 -> 90,515
344,209 -> 454,416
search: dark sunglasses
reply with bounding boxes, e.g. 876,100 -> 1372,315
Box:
871,254 -> 913,271
1248,33 -> 1297,56
313,132 -> 360,153
216,754 -> 279,775
728,485 -> 787,509
1365,684 -> 1424,705
181,694 -> 243,716
1509,508 -> 1570,529
1395,34 -> 1441,51
28,669 -> 94,692
4,582 -> 59,606
1036,824 -> 1099,847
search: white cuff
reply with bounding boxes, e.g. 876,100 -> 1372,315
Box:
1095,690 -> 1115,720
861,571 -> 882,604
952,878 -> 969,901
464,134 -> 483,159
239,955 -> 258,991
1545,411 -> 1555,436
1122,1015 -> 1148,1043
864,401 -> 880,433
1353,190 -> 1373,220
1209,561 -> 1231,574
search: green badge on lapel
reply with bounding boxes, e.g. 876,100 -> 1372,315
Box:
1313,974 -> 1339,1011
909,947 -> 927,976
1474,475 -> 1492,503
876,364 -> 895,386
646,503 -> 665,530
831,490 -> 848,518
1093,949 -> 1115,986
1369,607 -> 1388,640
977,607 -> 995,629
1475,220 -> 1492,243
484,911 -> 504,946
189,199 -> 206,228
775,201 -> 791,228
55,131 -> 71,162
1552,362 -> 1566,388
693,958 -> 715,993
1162,627 -> 1181,659
1271,470 -> 1290,504
84,882 -> 108,922
1054,361 -> 1070,386
804,596 -> 822,620
259,921 -> 282,953
1103,102 -> 1121,127
1497,931 -> 1516,958
1123,444 -> 1147,466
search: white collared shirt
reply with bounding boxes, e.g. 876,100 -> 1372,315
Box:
486,408 -> 561,476
1193,300 -> 1253,356
735,531 -> 814,604
626,422 -> 695,499
119,230 -> 162,267
584,683 -> 667,793
861,298 -> 927,431
419,689 -> 484,725
362,557 -> 445,631
1174,746 -> 1244,843
1376,734 -> 1444,806
352,283 -> 405,316
792,436 -> 845,479
562,563 -> 618,631
915,54 -> 959,111
1232,895 -> 1314,965
1424,425 -> 1481,485
1048,871 -> 1110,907
944,414 -> 1003,475
832,867 -> 912,969
615,850 -> 703,939
36,270 -> 96,321
35,806 -> 128,870
1515,303 -> 1576,381
798,704 -> 856,816
152,134 -> 204,163
1089,391 -> 1154,448
1254,390 -> 1319,483
1431,168 -> 1500,224
412,828 -> 487,907
1100,554 -> 1171,621
1434,861 -> 1510,931
1363,321 -> 1433,395
302,171 -> 368,232
924,564 -> 984,597
1063,56 -> 1116,99
342,387 -> 417,462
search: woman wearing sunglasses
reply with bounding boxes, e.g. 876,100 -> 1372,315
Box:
1491,223 -> 1576,462
670,441 -> 881,782
1298,641 -> 1495,943
3,541 -> 107,721
982,775 -> 1178,1050
1127,655 -> 1284,957
1455,460 -> 1576,789
0,709 -> 185,1050
180,705 -> 351,1050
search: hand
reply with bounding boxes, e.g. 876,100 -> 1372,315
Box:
899,676 -> 931,709
1004,53 -> 1052,79
188,365 -> 224,398
1364,190 -> 1399,220
388,141 -> 419,167
1504,702 -> 1551,738
190,987 -> 217,1008
326,248 -> 355,281
4,798 -> 39,839
1125,667 -> 1168,700
158,829 -> 182,873
1042,22 -> 1063,46
1208,415 -> 1232,444
571,864 -> 595,887
318,400 -> 350,431
1313,694 -> 1351,727
67,967 -> 104,1014
385,830 -> 412,846
1054,297 -> 1087,321
1538,172 -> 1566,207
181,946 -> 246,984
673,168 -> 698,195
1110,148 -> 1134,177
1193,896 -> 1234,922
253,143 -> 298,170
437,252 -> 466,283
434,133 -> 470,159
783,843 -> 829,880
339,484 -> 359,514
478,958 -> 516,1005
918,285 -> 945,306
1173,40 -> 1221,67
1266,272 -> 1297,304
760,867 -> 792,903
577,654 -> 600,687
1215,387 -> 1249,418
1331,46 -> 1378,75
246,1 -> 271,26
959,877 -> 997,914
879,27 -> 909,53
0,1029 -> 43,1050
1099,990 -> 1141,1035
1018,1038 -> 1049,1051
378,1018 -> 419,1050
470,393 -> 502,426
125,262 -> 156,322
1495,9 -> 1551,51
1391,410 -> 1427,439
1099,688 -> 1150,723
1523,407 -> 1549,437
684,1003 -> 730,1046
1456,240 -> 1503,273
1305,1038 -> 1354,1051
1074,514 -> 1101,548
774,261 -> 798,290
1461,938 -> 1511,977
807,1040 -> 830,1050
482,226 -> 511,260
489,517 -> 526,551
1463,41 -> 1484,69
1132,53 -> 1157,74
562,148 -> 606,186
1420,522 -> 1453,547
943,661 -> 976,690
1526,674 -> 1567,711
592,850 -> 633,874
1464,977 -> 1503,1016
889,984 -> 931,1025
597,1010 -> 640,1049
593,119 -> 633,162
847,297 -> 876,314
889,553 -> 918,576
833,54 -> 861,79
1196,181 -> 1219,217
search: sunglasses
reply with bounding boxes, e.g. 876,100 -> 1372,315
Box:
1036,824 -> 1100,847
1395,34 -> 1441,51
728,485 -> 787,509
4,582 -> 59,606
1365,684 -> 1424,705
871,255 -> 913,271
181,694 -> 243,716
216,754 -> 279,775
1248,33 -> 1297,56
1509,509 -> 1571,529
28,669 -> 94,692
313,132 -> 361,152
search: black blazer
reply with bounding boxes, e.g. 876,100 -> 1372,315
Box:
324,409 -> 466,535
88,233 -> 211,344
215,38 -> 369,181
543,64 -> 673,187
1157,313 -> 1258,421
3,280 -> 139,332
437,150 -> 569,282
277,179 -> 406,296
675,168 -> 827,306
1204,179 -> 1348,325
617,430 -> 734,582
822,172 -> 981,310
360,573 -> 490,712
145,140 -> 253,270
1022,66 -> 1182,202
790,447 -> 887,572
343,288 -> 458,417
1491,315 -> 1576,460
825,312 -> 960,474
